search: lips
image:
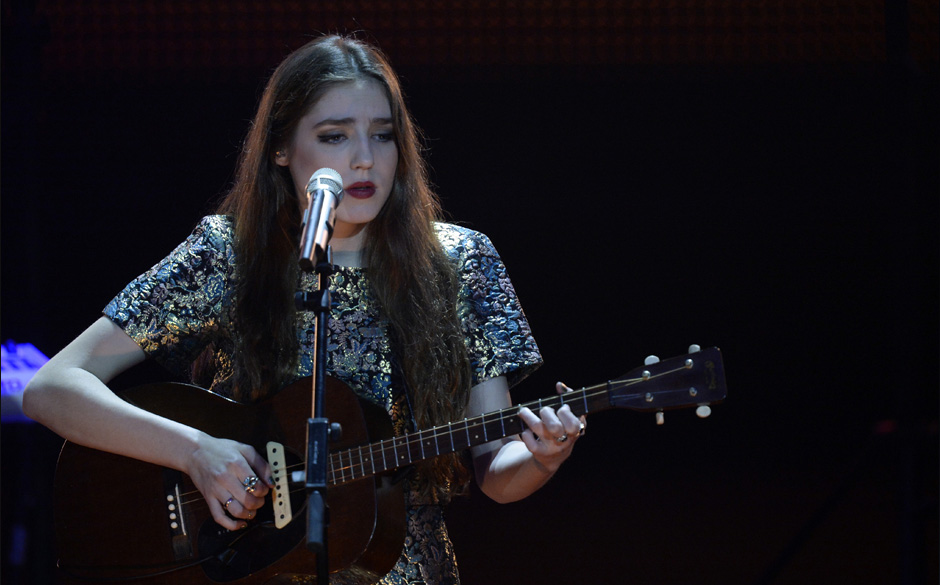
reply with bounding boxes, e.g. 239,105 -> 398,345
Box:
345,181 -> 376,199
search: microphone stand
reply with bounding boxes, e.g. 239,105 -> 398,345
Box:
295,248 -> 338,584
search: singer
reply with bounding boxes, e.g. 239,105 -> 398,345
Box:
23,35 -> 584,585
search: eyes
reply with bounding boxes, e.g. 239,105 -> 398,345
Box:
317,128 -> 395,145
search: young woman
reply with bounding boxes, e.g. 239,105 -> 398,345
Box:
23,34 -> 584,584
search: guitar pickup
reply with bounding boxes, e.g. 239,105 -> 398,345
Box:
266,442 -> 292,529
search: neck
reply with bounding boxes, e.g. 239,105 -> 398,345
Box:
331,223 -> 367,252
329,224 -> 367,267
332,249 -> 364,268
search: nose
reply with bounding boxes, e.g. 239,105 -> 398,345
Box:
351,133 -> 374,170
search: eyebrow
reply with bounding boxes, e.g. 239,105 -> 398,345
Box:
313,117 -> 393,128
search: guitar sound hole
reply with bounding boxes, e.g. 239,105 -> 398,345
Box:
198,449 -> 308,582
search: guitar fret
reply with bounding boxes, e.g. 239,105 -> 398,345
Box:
336,450 -> 345,482
418,430 -> 426,460
464,419 -> 471,447
380,439 -> 388,473
392,436 -> 399,467
481,412 -> 488,442
401,435 -> 412,464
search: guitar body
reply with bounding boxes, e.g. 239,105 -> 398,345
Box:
54,377 -> 406,584
52,346 -> 728,584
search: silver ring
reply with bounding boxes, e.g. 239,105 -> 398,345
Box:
243,475 -> 260,494
555,433 -> 569,443
224,497 -> 234,510
578,421 -> 586,436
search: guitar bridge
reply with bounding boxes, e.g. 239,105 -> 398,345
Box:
163,469 -> 193,560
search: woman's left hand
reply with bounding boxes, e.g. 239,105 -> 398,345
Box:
517,382 -> 586,474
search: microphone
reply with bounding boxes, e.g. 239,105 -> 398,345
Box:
298,168 -> 344,272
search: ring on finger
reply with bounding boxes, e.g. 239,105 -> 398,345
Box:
555,433 -> 569,443
223,497 -> 234,510
246,510 -> 254,520
578,421 -> 586,436
243,475 -> 260,494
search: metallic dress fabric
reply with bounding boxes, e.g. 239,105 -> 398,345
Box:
104,215 -> 542,584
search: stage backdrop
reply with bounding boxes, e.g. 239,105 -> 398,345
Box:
2,2 -> 937,584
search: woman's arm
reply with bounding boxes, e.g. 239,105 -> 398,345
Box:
22,316 -> 272,530
468,376 -> 584,504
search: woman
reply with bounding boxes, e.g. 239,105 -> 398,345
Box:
23,35 -> 583,584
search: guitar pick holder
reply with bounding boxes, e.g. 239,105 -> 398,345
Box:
295,250 -> 340,584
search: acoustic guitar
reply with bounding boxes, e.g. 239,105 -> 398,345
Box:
54,347 -> 726,584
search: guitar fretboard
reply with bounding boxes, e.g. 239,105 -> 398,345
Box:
327,384 -> 611,486
326,347 -> 723,486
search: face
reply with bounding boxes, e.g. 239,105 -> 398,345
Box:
276,79 -> 398,242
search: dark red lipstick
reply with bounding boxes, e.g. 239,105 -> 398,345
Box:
346,181 -> 376,199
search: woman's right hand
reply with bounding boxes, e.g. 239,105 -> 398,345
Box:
186,434 -> 275,531
23,319 -> 277,532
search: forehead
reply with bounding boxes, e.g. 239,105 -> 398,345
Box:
306,79 -> 392,121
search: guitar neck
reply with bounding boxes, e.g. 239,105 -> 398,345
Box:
328,346 -> 725,487
328,384 -> 610,486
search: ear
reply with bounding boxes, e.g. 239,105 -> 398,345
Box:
274,149 -> 289,166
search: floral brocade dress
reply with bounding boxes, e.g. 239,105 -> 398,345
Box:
103,215 -> 542,584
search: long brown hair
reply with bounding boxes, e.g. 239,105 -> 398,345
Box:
216,35 -> 471,497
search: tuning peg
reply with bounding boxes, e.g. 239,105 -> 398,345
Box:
644,355 -> 660,365
688,344 -> 701,353
696,405 -> 712,418
656,411 -> 665,425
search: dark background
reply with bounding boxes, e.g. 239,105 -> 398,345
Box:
2,1 -> 937,584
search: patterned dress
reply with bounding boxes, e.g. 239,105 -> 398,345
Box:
104,215 -> 542,584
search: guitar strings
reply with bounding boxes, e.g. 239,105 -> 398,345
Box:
328,367 -> 689,483
172,366 -> 690,513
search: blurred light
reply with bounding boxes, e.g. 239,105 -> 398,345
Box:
1,341 -> 49,423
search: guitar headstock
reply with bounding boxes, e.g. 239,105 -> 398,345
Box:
607,346 -> 726,422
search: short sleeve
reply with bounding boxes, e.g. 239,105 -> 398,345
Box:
103,215 -> 237,377
437,224 -> 542,388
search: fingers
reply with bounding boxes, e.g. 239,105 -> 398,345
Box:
240,444 -> 276,491
518,402 -> 583,449
555,382 -> 586,438
208,495 -> 244,531
190,438 -> 273,530
207,478 -> 265,530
